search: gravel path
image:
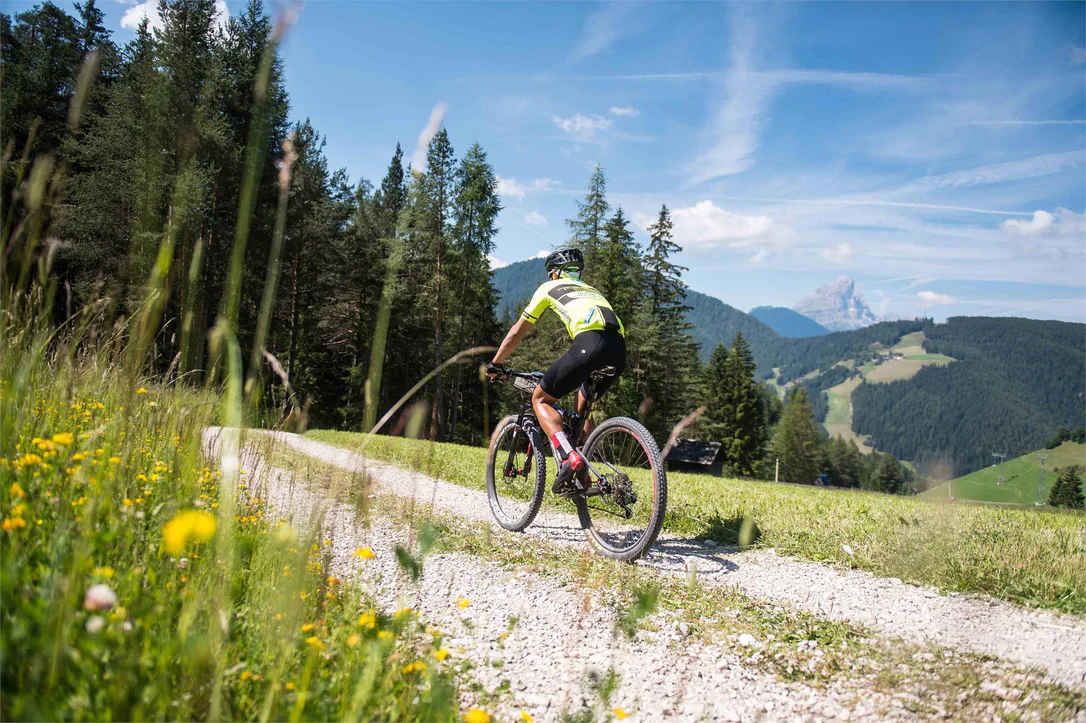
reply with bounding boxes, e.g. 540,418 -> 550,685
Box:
251,429 -> 1086,691
224,437 -> 907,722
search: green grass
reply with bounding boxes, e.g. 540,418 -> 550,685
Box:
1,333 -> 460,721
306,430 -> 1086,616
862,331 -> 955,384
921,441 -> 1086,506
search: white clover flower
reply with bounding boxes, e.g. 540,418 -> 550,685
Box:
85,615 -> 105,633
84,583 -> 117,611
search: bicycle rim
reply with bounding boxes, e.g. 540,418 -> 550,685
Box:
577,417 -> 665,560
486,419 -> 545,531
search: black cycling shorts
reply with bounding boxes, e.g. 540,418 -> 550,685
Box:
540,329 -> 626,401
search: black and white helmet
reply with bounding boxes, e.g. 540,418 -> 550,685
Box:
545,247 -> 585,275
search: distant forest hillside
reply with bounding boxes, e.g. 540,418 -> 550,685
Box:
750,306 -> 830,338
853,317 -> 1086,475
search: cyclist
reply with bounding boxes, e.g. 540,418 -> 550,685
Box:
486,248 -> 626,493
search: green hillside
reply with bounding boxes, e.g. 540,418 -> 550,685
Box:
920,441 -> 1086,505
749,306 -> 830,337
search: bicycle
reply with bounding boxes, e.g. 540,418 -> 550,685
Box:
485,368 -> 668,561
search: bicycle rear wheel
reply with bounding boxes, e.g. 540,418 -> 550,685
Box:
485,415 -> 547,531
575,417 -> 667,561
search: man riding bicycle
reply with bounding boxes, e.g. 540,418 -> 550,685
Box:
486,248 -> 627,493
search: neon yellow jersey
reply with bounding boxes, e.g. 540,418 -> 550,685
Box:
521,276 -> 625,339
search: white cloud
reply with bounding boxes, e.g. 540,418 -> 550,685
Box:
487,255 -> 509,270
609,106 -> 640,117
917,290 -> 956,306
569,3 -> 638,64
411,102 -> 447,173
911,151 -> 1084,192
552,113 -> 612,141
532,178 -> 561,191
533,250 -> 550,259
524,211 -> 548,227
647,200 -> 793,260
121,0 -> 228,32
1003,208 -> 1085,237
819,242 -> 853,263
496,176 -> 527,201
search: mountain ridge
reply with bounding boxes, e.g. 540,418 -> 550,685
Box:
750,306 -> 831,337
793,276 -> 878,332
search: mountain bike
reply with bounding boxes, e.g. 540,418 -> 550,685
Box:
485,369 -> 667,562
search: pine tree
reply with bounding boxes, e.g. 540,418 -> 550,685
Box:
421,128 -> 456,441
827,436 -> 863,487
868,452 -> 904,494
566,165 -> 609,256
447,142 -> 501,442
721,333 -> 766,476
771,386 -> 824,484
1049,465 -> 1085,509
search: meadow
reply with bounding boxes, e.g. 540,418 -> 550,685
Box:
921,441 -> 1086,506
0,320 -> 465,720
307,429 -> 1086,616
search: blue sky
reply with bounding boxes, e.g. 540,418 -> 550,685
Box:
28,1 -> 1086,321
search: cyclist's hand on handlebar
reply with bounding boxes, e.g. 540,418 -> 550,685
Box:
485,362 -> 507,380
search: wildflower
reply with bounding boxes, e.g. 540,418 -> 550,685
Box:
401,661 -> 427,674
611,708 -> 628,720
457,597 -> 471,609
301,623 -> 314,632
85,615 -> 105,634
163,510 -> 216,554
52,432 -> 73,447
435,648 -> 449,661
377,631 -> 393,641
92,566 -> 115,579
394,607 -> 413,620
9,483 -> 25,498
17,455 -> 41,468
136,388 -> 148,395
464,709 -> 490,723
108,456 -> 121,465
322,539 -> 331,547
354,546 -> 376,559
346,634 -> 361,647
285,682 -> 295,691
520,712 -> 534,723
13,504 -> 26,516
123,499 -> 134,507
84,584 -> 118,611
357,612 -> 376,629
35,439 -> 55,452
2,518 -> 27,533
240,671 -> 252,681
147,401 -> 156,407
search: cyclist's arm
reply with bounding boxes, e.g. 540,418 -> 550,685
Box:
491,285 -> 551,366
492,317 -> 532,365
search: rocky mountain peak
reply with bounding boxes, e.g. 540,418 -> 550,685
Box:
793,276 -> 878,332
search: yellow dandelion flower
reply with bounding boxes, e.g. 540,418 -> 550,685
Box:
162,510 -> 217,554
520,712 -> 534,723
123,499 -> 133,507
301,623 -> 314,632
464,709 -> 490,723
611,708 -> 628,720
93,566 -> 115,579
401,661 -> 427,674
354,546 -> 376,559
435,648 -> 449,661
456,597 -> 471,609
136,388 -> 148,395
394,607 -> 413,619
13,503 -> 26,516
346,634 -> 361,647
357,612 -> 376,629
377,630 -> 393,641
240,671 -> 252,681
285,682 -> 295,691
108,456 -> 121,465
305,636 -> 319,645
10,483 -> 25,498
17,455 -> 41,468
51,432 -> 73,447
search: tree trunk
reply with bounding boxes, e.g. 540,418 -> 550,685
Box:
431,235 -> 444,442
286,254 -> 300,411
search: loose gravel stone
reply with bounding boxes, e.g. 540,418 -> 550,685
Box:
249,429 -> 1086,690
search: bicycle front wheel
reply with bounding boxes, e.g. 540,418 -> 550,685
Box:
575,417 -> 667,561
485,415 -> 547,531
